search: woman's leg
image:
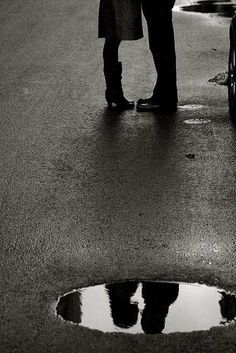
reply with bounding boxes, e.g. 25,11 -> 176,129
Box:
103,39 -> 134,110
103,38 -> 120,66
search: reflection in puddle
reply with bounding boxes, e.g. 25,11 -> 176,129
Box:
179,104 -> 206,110
180,0 -> 236,18
183,118 -> 212,124
56,281 -> 236,334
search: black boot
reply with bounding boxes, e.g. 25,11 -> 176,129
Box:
104,62 -> 134,110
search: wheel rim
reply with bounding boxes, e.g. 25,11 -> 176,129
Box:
229,45 -> 236,113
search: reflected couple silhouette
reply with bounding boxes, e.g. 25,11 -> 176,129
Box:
56,281 -> 236,334
56,281 -> 179,333
106,281 -> 179,334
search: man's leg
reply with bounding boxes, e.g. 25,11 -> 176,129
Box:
137,0 -> 177,111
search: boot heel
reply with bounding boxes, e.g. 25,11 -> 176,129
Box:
106,97 -> 113,109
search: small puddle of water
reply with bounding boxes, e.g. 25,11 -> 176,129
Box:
56,281 -> 236,334
183,118 -> 212,124
180,0 -> 236,18
179,104 -> 206,111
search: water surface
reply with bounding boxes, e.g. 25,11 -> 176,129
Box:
56,281 -> 236,334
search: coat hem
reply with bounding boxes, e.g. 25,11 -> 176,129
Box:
98,34 -> 143,41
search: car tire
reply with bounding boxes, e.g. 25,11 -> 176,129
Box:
228,17 -> 236,120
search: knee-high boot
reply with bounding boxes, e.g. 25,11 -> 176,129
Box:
104,62 -> 134,110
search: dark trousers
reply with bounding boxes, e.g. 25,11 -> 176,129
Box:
142,0 -> 178,103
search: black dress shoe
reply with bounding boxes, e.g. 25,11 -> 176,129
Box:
136,97 -> 177,113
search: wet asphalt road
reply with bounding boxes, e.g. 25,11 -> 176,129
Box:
0,0 -> 236,352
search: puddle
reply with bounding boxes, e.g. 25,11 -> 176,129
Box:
183,118 -> 212,124
180,0 -> 236,18
179,104 -> 206,111
209,72 -> 228,86
56,281 -> 236,334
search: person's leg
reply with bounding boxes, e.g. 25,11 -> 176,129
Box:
137,1 -> 177,111
141,282 -> 179,334
103,38 -> 120,66
103,39 -> 134,110
149,6 -> 177,103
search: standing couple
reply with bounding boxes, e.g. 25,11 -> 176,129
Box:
99,0 -> 178,112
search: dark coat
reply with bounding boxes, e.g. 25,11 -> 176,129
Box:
98,0 -> 143,40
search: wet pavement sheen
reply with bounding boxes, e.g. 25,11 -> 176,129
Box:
56,281 -> 236,334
